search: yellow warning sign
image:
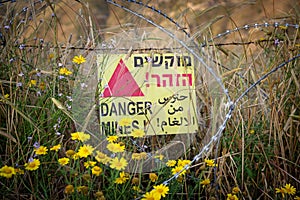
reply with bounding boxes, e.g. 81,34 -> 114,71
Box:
97,53 -> 198,136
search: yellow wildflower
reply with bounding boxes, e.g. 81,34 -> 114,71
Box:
177,159 -> 190,167
59,67 -> 72,76
132,186 -> 141,192
132,153 -> 141,160
58,157 -> 70,166
154,154 -> 164,160
106,135 -> 118,143
110,157 -> 128,171
77,145 -> 94,158
39,82 -> 46,90
204,159 -> 217,167
284,183 -> 296,195
142,191 -> 160,200
200,178 -> 210,187
149,173 -> 158,182
48,53 -> 54,59
152,184 -> 169,198
84,161 -> 96,169
131,177 -> 140,185
0,94 -> 9,102
72,153 -> 80,160
50,144 -> 61,152
29,79 -> 37,87
95,191 -> 104,198
64,184 -> 74,194
279,25 -> 288,30
132,152 -> 148,160
0,165 -> 16,178
227,193 -> 238,200
294,196 -> 300,200
166,160 -> 176,167
71,132 -> 90,142
139,152 -> 148,159
72,55 -> 86,64
95,151 -> 111,164
172,166 -> 186,176
34,146 -> 48,155
25,159 -> 40,171
77,185 -> 89,195
107,142 -> 125,153
275,187 -> 286,198
15,168 -> 24,175
92,166 -> 102,176
232,186 -> 239,194
115,171 -> 129,184
66,149 -> 76,158
118,118 -> 132,126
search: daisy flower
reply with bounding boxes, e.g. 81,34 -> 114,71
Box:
72,55 -> 86,64
0,165 -> 16,178
110,157 -> 128,171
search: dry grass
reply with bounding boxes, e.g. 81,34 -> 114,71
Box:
0,0 -> 299,199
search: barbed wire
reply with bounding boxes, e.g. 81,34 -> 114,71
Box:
1,0 -> 299,198
105,0 -> 300,199
0,0 -> 16,5
122,0 -> 191,38
201,22 -> 299,47
160,54 -> 300,187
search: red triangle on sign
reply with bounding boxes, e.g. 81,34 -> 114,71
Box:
102,59 -> 144,97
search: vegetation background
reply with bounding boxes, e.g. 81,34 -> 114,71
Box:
0,0 -> 299,199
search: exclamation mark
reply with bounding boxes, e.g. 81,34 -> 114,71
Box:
145,72 -> 150,87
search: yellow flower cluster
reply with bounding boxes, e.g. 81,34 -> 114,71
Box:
59,67 -> 72,76
115,171 -> 129,184
64,185 -> 89,195
95,151 -> 111,164
276,183 -> 297,197
71,132 -> 90,142
142,184 -> 169,200
227,193 -> 238,200
77,145 -> 95,158
149,173 -> 158,182
0,141 -> 66,178
84,161 -> 96,169
226,186 -> 240,200
50,144 -> 61,152
34,145 -> 48,155
131,152 -> 148,160
170,159 -> 190,177
200,178 -> 210,187
106,135 -> 118,143
0,165 -> 25,178
107,142 -> 125,153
